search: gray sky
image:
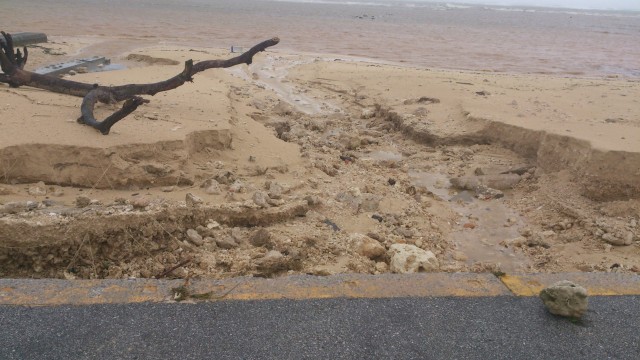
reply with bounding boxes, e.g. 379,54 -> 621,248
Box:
430,0 -> 640,11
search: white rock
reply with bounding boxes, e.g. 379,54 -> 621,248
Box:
388,244 -> 439,273
361,108 -> 376,119
539,280 -> 588,318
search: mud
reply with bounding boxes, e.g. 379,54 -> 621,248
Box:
1,53 -> 639,279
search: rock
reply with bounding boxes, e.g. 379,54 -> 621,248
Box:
601,232 -> 633,246
388,244 -> 439,273
0,186 -> 13,195
75,196 -> 91,208
213,171 -> 235,185
206,220 -> 221,229
268,182 -> 284,199
272,101 -> 294,116
361,108 -> 376,119
527,232 -> 552,248
375,262 -> 389,273
200,178 -> 222,195
186,229 -> 204,246
253,191 -> 270,208
131,196 -> 151,209
539,280 -> 588,318
249,228 -> 272,247
351,233 -> 385,260
254,250 -> 289,276
216,237 -> 239,249
474,185 -> 504,200
0,201 -> 39,214
28,182 -> 47,196
229,180 -> 245,193
501,236 -> 527,248
185,193 -> 203,208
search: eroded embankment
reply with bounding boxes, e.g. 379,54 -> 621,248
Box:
0,201 -> 311,278
376,105 -> 640,201
0,129 -> 232,189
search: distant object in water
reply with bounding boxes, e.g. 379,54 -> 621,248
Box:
0,32 -> 47,47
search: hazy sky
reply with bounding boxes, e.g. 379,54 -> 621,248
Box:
429,0 -> 640,11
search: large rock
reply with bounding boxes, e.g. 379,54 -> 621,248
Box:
539,280 -> 588,318
388,244 -> 439,273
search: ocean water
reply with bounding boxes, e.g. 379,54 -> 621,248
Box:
1,0 -> 639,77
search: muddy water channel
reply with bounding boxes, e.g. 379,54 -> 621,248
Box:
410,171 -> 529,272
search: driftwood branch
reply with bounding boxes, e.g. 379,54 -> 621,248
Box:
0,32 -> 280,134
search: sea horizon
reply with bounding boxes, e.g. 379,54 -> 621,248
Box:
1,0 -> 639,78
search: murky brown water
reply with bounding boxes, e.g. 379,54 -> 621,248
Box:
2,0 -> 639,78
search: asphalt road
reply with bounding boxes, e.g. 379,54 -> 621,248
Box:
1,296 -> 638,359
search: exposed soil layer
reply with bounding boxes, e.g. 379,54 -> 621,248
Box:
1,48 -> 639,279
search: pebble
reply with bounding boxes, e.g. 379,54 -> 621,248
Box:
75,196 -> 91,208
539,280 -> 588,318
27,182 -> 47,196
131,196 -> 151,209
186,229 -> 204,246
253,191 -> 270,208
216,237 -> 239,249
185,193 -> 203,208
201,179 -> 222,195
249,228 -> 272,247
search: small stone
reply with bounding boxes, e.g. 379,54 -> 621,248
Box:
185,193 -> 203,208
253,191 -> 269,208
254,250 -> 289,276
186,229 -> 204,246
161,186 -> 175,192
216,237 -> 239,249
361,108 -> 376,119
249,228 -> 272,247
602,233 -> 632,246
539,280 -> 588,318
206,220 -> 221,229
388,244 -> 439,273
200,179 -> 222,195
28,182 -> 47,196
375,262 -> 389,273
351,233 -> 385,260
268,182 -> 284,199
131,196 -> 151,209
75,196 -> 91,208
229,180 -> 245,193
0,186 -> 13,195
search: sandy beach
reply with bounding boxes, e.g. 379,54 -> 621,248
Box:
1,33 -> 639,279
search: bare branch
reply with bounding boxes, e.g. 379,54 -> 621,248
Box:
0,32 -> 280,134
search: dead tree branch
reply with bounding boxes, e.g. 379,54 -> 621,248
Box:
0,32 -> 280,134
